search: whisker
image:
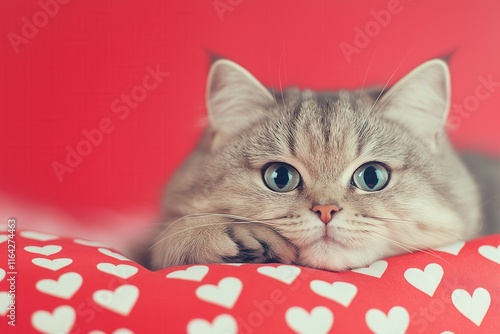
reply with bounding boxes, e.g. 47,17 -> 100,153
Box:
480,192 -> 499,207
371,232 -> 414,253
357,49 -> 377,101
278,43 -> 287,113
379,225 -> 458,252
369,215 -> 477,239
371,232 -> 449,264
366,46 -> 414,116
267,51 -> 283,112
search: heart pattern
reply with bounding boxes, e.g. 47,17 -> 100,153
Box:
89,328 -> 134,334
0,292 -> 9,316
31,305 -> 76,334
434,241 -> 466,256
97,263 -> 139,279
98,248 -> 131,261
404,263 -> 443,297
452,287 -> 491,326
351,260 -> 388,278
24,245 -> 62,256
6,232 -> 500,333
187,314 -> 238,334
36,272 -> 83,299
93,284 -> 140,316
310,280 -> 357,307
286,306 -> 334,334
196,277 -> 242,309
166,265 -> 209,282
365,306 -> 410,334
32,258 -> 73,271
20,231 -> 59,241
257,265 -> 301,284
89,329 -> 135,334
478,244 -> 500,264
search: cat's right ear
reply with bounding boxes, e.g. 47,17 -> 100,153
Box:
206,60 -> 274,146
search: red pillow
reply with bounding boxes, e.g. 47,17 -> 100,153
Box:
1,230 -> 500,333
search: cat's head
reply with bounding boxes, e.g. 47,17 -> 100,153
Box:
165,59 -> 481,270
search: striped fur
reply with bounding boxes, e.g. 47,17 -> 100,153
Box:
149,59 -> 485,271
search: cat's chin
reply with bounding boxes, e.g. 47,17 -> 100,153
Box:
296,241 -> 391,271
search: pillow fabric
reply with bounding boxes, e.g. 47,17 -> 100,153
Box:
1,231 -> 499,333
1,0 -> 500,215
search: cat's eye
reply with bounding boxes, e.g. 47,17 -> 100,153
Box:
263,163 -> 301,192
352,162 -> 390,192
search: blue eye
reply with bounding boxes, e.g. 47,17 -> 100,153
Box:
263,163 -> 301,192
352,162 -> 390,192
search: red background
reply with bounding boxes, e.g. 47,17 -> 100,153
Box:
1,0 -> 499,219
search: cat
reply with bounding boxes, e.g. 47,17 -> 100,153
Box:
148,58 -> 499,271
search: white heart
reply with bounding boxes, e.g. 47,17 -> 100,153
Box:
98,248 -> 130,261
257,265 -> 301,284
93,284 -> 139,316
452,287 -> 491,326
166,265 -> 209,282
352,260 -> 388,278
74,239 -> 109,248
286,306 -> 334,334
434,241 -> 465,256
187,314 -> 238,334
112,330 -> 135,334
0,235 -> 8,244
0,268 -> 5,282
97,263 -> 138,279
0,292 -> 10,316
478,244 -> 500,264
20,231 -> 59,241
310,280 -> 357,307
31,305 -> 76,334
89,329 -> 135,334
196,277 -> 242,309
36,272 -> 83,299
24,245 -> 62,256
32,258 -> 73,271
404,263 -> 443,297
365,306 -> 409,334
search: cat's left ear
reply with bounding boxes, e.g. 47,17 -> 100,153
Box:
206,59 -> 275,143
376,59 -> 450,149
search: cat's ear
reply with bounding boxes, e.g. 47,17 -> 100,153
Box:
376,59 -> 450,149
206,60 -> 274,139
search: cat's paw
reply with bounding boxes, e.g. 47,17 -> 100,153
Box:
222,224 -> 297,264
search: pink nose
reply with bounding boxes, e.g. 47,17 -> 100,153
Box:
311,204 -> 341,224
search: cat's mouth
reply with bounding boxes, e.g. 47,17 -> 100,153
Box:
314,226 -> 353,249
321,228 -> 331,241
